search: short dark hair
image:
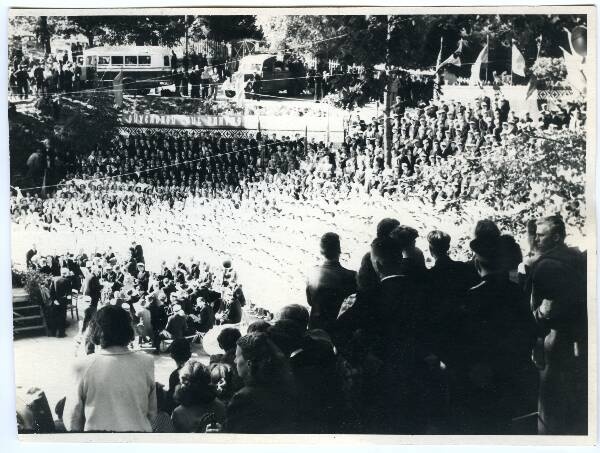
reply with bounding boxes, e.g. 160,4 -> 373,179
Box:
320,232 -> 341,260
427,230 -> 451,256
389,225 -> 418,249
539,215 -> 566,241
217,327 -> 242,351
278,304 -> 309,331
174,360 -> 217,407
237,332 -> 288,386
247,320 -> 271,333
371,236 -> 402,270
169,338 -> 192,363
90,305 -> 134,348
376,218 -> 400,238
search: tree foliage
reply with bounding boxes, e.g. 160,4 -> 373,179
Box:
190,15 -> 262,42
259,14 -> 587,72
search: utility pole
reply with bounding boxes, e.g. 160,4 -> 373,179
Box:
185,15 -> 189,62
383,15 -> 393,158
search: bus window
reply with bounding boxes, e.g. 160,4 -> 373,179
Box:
98,56 -> 110,65
111,56 -> 123,65
163,56 -> 170,67
125,56 -> 138,65
85,56 -> 96,66
139,56 -> 151,65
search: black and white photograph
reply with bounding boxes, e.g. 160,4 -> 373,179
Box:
5,5 -> 596,442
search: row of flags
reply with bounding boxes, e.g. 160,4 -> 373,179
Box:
435,37 -> 526,78
435,28 -> 586,97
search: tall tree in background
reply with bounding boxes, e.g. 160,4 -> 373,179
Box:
258,14 -> 586,72
34,16 -> 52,55
189,15 -> 262,41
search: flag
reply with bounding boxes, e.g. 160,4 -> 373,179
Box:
511,43 -> 526,77
435,37 -> 443,71
560,46 -> 587,94
113,70 -> 123,108
438,40 -> 463,70
525,74 -> 538,99
469,44 -> 488,85
535,34 -> 543,58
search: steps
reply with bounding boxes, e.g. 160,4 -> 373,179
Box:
13,288 -> 47,338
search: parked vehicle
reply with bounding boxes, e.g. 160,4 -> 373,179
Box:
81,46 -> 173,94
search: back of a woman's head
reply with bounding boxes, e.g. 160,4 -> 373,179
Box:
90,305 -> 134,348
175,360 -> 216,407
237,332 -> 288,387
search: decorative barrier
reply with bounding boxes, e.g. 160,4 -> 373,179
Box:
120,111 -> 347,142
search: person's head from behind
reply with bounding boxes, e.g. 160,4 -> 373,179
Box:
498,234 -> 523,272
169,338 -> 192,367
535,215 -> 566,253
217,327 -> 241,353
235,332 -> 288,386
277,304 -> 309,332
427,230 -> 451,260
320,232 -> 341,261
470,235 -> 501,277
247,319 -> 271,333
90,305 -> 134,348
389,225 -> 418,252
174,360 -> 216,407
474,219 -> 500,241
376,218 -> 400,239
370,236 -> 402,279
267,319 -> 306,356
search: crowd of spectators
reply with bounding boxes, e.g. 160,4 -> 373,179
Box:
17,215 -> 588,435
9,54 -> 82,100
11,74 -> 589,435
23,242 -> 249,345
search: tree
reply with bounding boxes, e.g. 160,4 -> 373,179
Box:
34,16 -> 52,55
189,15 -> 262,42
258,14 -> 587,72
54,15 -> 188,47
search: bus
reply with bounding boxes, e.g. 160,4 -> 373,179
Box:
81,46 -> 173,94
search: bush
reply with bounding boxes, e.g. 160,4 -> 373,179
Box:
20,269 -> 50,307
530,57 -> 568,88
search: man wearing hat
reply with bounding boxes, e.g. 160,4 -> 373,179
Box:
450,233 -> 538,434
306,232 -> 356,335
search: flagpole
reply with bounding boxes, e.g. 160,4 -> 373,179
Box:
485,35 -> 489,83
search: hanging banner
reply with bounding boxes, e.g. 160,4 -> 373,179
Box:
121,113 -> 245,128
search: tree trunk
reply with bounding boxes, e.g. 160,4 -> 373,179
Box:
87,34 -> 94,48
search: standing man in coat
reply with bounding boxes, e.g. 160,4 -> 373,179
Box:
131,240 -> 144,264
529,215 -> 588,434
306,232 -> 356,336
451,234 -> 538,434
49,268 -> 73,337
82,266 -> 103,332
